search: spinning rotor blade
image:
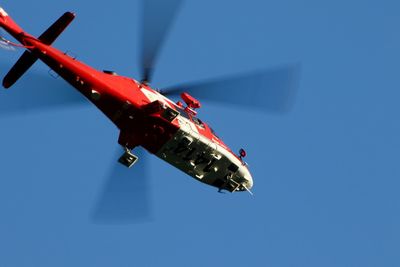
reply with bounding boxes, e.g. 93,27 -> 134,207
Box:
140,0 -> 183,82
91,147 -> 151,224
163,64 -> 301,113
0,64 -> 86,115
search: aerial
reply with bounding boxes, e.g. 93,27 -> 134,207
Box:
0,0 -> 399,267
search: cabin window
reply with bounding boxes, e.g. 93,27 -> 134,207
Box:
192,117 -> 205,128
176,106 -> 191,120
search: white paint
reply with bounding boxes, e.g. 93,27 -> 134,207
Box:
140,87 -> 175,108
156,116 -> 253,191
0,7 -> 8,17
140,86 -> 254,191
177,115 -> 199,134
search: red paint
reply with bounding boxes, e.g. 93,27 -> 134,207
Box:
239,148 -> 247,158
181,92 -> 201,109
0,9 -> 248,174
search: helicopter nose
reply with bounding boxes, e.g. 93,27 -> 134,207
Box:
238,166 -> 253,191
244,173 -> 253,189
246,175 -> 253,189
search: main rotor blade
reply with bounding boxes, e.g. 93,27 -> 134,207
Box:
163,64 -> 301,113
140,0 -> 183,82
0,64 -> 86,115
91,147 -> 152,224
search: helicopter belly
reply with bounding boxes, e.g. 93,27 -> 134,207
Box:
156,116 -> 252,191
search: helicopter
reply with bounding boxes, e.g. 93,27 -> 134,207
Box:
0,1 -> 299,221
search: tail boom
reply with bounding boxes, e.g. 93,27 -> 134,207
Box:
0,7 -> 28,43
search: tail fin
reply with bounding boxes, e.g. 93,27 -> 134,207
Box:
0,7 -> 75,88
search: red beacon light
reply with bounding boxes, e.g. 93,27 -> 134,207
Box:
239,148 -> 247,160
181,92 -> 201,116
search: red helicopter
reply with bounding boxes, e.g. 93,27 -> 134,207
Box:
0,2 -> 299,221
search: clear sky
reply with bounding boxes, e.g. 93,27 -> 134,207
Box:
1,0 -> 399,266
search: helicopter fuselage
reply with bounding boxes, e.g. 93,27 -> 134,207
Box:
0,9 -> 253,193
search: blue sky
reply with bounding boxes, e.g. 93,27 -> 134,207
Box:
1,0 -> 399,266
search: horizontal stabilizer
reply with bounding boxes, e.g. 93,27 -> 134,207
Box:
3,51 -> 37,88
2,12 -> 75,88
38,12 -> 75,45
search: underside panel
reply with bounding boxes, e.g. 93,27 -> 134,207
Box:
155,115 -> 251,191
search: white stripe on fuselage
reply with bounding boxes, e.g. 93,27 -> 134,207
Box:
140,87 -> 176,108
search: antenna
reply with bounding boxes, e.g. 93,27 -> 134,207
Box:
0,29 -> 15,51
242,184 -> 254,196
